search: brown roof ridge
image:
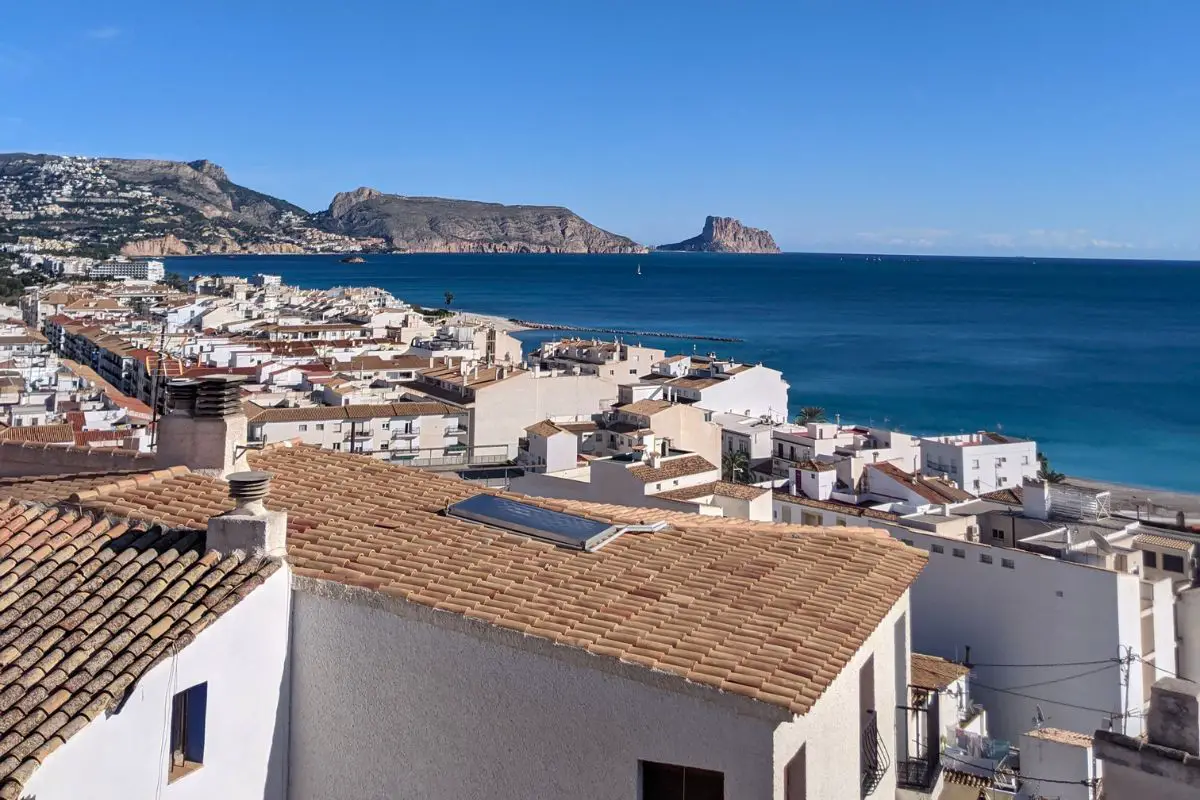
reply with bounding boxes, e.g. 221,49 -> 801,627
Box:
67,464 -> 191,502
0,439 -> 153,459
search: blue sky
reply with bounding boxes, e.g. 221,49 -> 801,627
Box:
2,1 -> 1198,257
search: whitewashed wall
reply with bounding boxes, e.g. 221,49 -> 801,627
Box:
21,569 -> 291,800
289,580 -> 908,800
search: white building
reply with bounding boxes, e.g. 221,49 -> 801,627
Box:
87,258 -> 166,282
530,337 -> 666,385
631,354 -> 789,420
0,396 -> 930,800
245,400 -> 468,463
920,431 -> 1038,494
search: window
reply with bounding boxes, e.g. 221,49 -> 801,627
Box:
991,528 -> 1005,540
777,443 -> 784,457
836,517 -> 847,526
640,761 -> 724,800
169,683 -> 207,782
381,421 -> 390,429
801,512 -> 822,527
333,424 -> 342,432
973,480 -> 981,491
971,459 -> 979,469
1163,554 -> 1185,574
298,424 -> 308,432
1144,551 -> 1157,569
998,477 -> 1008,486
980,553 -> 993,564
380,442 -> 389,450
1001,558 -> 1015,569
1022,455 -> 1030,465
630,369 -> 637,375
930,543 -> 944,554
315,423 -> 325,431
332,442 -> 341,450
952,548 -> 965,559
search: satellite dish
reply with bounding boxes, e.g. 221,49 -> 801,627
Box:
1090,530 -> 1115,555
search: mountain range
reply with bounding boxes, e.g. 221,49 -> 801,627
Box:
0,154 -> 776,255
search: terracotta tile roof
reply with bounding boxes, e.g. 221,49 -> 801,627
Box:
666,375 -> 722,390
655,481 -> 770,502
0,468 -> 186,503
72,429 -> 135,448
557,421 -> 599,434
247,402 -> 461,424
980,487 -> 1024,506
524,419 -> 567,437
0,424 -> 77,445
942,768 -> 990,789
1024,727 -> 1094,747
1134,533 -> 1194,553
868,463 -> 974,504
627,455 -> 718,484
0,499 -> 280,799
910,653 -> 970,690
794,459 -> 837,473
618,399 -> 674,417
773,491 -> 902,522
57,447 -> 926,718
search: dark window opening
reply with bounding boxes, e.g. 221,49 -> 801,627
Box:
641,760 -> 724,800
1163,554 -> 1185,573
169,682 -> 207,782
1144,551 -> 1157,569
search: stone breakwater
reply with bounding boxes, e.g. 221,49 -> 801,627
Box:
511,320 -> 743,343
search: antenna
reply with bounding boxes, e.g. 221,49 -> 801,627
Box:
1090,530 -> 1114,555
1034,705 -> 1047,728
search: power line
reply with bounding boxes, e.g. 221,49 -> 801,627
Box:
994,662 -> 1119,692
939,750 -> 1096,788
966,658 -> 1118,668
970,679 -> 1135,717
1134,654 -> 1179,678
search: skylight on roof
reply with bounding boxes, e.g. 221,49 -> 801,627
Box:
447,494 -> 636,551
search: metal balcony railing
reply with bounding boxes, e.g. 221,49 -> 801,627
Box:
861,711 -> 891,797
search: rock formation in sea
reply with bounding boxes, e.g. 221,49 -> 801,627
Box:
657,216 -> 780,254
311,188 -> 647,254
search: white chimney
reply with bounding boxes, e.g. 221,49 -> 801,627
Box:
158,375 -> 250,478
207,471 -> 287,557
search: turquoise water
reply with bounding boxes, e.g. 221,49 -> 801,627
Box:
173,252 -> 1200,492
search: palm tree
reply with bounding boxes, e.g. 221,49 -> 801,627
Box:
444,291 -> 455,308
722,450 -> 750,483
1036,451 -> 1066,484
794,406 -> 827,425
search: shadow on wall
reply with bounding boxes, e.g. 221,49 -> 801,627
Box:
264,583 -> 292,800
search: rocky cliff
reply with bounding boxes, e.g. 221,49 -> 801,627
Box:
657,216 -> 780,253
0,153 -> 646,256
311,188 -> 647,254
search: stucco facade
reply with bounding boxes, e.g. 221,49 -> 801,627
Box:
288,580 -> 911,800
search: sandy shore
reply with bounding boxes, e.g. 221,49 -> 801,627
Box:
449,309 -> 529,333
1069,476 -> 1200,525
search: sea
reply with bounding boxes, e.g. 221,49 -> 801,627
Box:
169,252 -> 1200,493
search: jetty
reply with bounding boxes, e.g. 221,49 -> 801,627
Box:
510,320 -> 743,343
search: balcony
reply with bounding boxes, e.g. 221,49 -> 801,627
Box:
444,426 -> 468,437
896,757 -> 940,791
390,428 -> 419,438
344,429 -> 372,440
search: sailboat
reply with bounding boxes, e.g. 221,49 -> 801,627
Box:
636,263 -> 642,276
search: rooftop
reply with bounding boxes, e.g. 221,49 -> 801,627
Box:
654,481 -> 771,502
617,399 -> 675,417
627,455 -> 718,483
910,652 -> 970,691
0,500 -> 280,799
1024,727 -> 1094,748
13,446 -> 927,719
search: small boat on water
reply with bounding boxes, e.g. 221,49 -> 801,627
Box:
636,264 -> 642,276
